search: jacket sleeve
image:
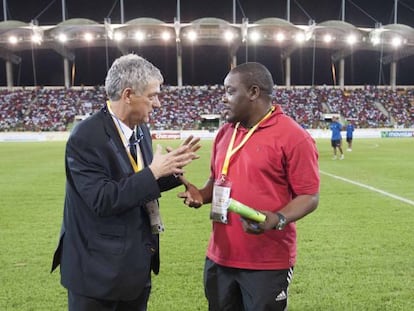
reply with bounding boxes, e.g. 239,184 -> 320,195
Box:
65,134 -> 161,217
157,174 -> 183,192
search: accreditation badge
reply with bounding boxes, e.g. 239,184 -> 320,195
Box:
210,176 -> 232,224
145,200 -> 165,234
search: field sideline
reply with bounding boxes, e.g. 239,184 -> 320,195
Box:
0,138 -> 413,310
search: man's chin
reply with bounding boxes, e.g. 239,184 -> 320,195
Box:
226,115 -> 236,124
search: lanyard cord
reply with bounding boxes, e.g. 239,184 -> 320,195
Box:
106,102 -> 142,172
221,106 -> 275,176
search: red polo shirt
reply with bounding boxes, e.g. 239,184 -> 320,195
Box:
206,105 -> 320,270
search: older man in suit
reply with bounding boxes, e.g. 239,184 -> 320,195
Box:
51,54 -> 200,311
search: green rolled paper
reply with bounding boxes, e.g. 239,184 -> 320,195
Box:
228,199 -> 266,223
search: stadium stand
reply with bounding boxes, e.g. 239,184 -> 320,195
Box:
0,86 -> 413,131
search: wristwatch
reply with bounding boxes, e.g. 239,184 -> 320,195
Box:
274,212 -> 287,230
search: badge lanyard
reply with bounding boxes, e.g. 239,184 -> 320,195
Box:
106,101 -> 143,172
107,102 -> 164,233
210,106 -> 274,224
220,106 -> 275,178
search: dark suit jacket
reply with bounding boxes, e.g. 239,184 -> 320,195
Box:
51,106 -> 182,301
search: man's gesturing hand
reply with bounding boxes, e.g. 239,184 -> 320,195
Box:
177,175 -> 204,208
149,144 -> 199,179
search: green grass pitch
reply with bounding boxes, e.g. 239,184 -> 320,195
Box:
0,138 -> 413,310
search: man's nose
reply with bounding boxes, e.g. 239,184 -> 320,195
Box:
152,97 -> 161,108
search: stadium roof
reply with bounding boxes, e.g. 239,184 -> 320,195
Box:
1,17 -> 413,54
1,16 -> 414,87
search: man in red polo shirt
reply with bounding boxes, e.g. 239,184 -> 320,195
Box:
179,62 -> 320,311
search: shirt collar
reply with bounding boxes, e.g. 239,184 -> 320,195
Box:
110,114 -> 134,147
230,104 -> 283,131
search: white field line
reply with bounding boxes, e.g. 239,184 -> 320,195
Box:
320,170 -> 414,206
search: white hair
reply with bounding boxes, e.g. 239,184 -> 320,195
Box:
105,54 -> 163,101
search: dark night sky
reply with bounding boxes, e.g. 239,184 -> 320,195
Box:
2,0 -> 414,86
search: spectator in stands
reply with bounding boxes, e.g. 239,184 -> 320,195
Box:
346,121 -> 355,151
2,86 -> 413,131
177,62 -> 320,311
51,54 -> 200,311
330,116 -> 344,160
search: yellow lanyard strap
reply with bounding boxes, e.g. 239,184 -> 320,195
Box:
221,106 -> 274,176
107,102 -> 142,172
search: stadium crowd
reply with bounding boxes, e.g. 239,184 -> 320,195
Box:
0,85 -> 413,131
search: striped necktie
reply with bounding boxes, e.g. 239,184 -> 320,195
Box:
129,131 -> 137,163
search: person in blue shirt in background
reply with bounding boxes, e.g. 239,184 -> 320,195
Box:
330,116 -> 344,160
346,121 -> 355,151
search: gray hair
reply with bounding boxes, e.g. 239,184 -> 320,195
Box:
105,54 -> 163,101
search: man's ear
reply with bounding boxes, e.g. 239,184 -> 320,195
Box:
122,88 -> 133,103
249,85 -> 260,100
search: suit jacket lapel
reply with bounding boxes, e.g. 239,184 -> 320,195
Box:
101,108 -> 134,174
102,106 -> 152,172
137,125 -> 153,167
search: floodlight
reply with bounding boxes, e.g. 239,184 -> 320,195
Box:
58,33 -> 68,43
249,31 -> 260,43
224,30 -> 234,42
135,31 -> 145,41
391,36 -> 402,48
161,31 -> 171,41
346,34 -> 357,45
31,34 -> 42,44
370,35 -> 380,46
275,32 -> 285,42
8,36 -> 18,44
83,32 -> 94,42
323,34 -> 333,43
113,31 -> 125,42
295,32 -> 305,43
187,30 -> 197,42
